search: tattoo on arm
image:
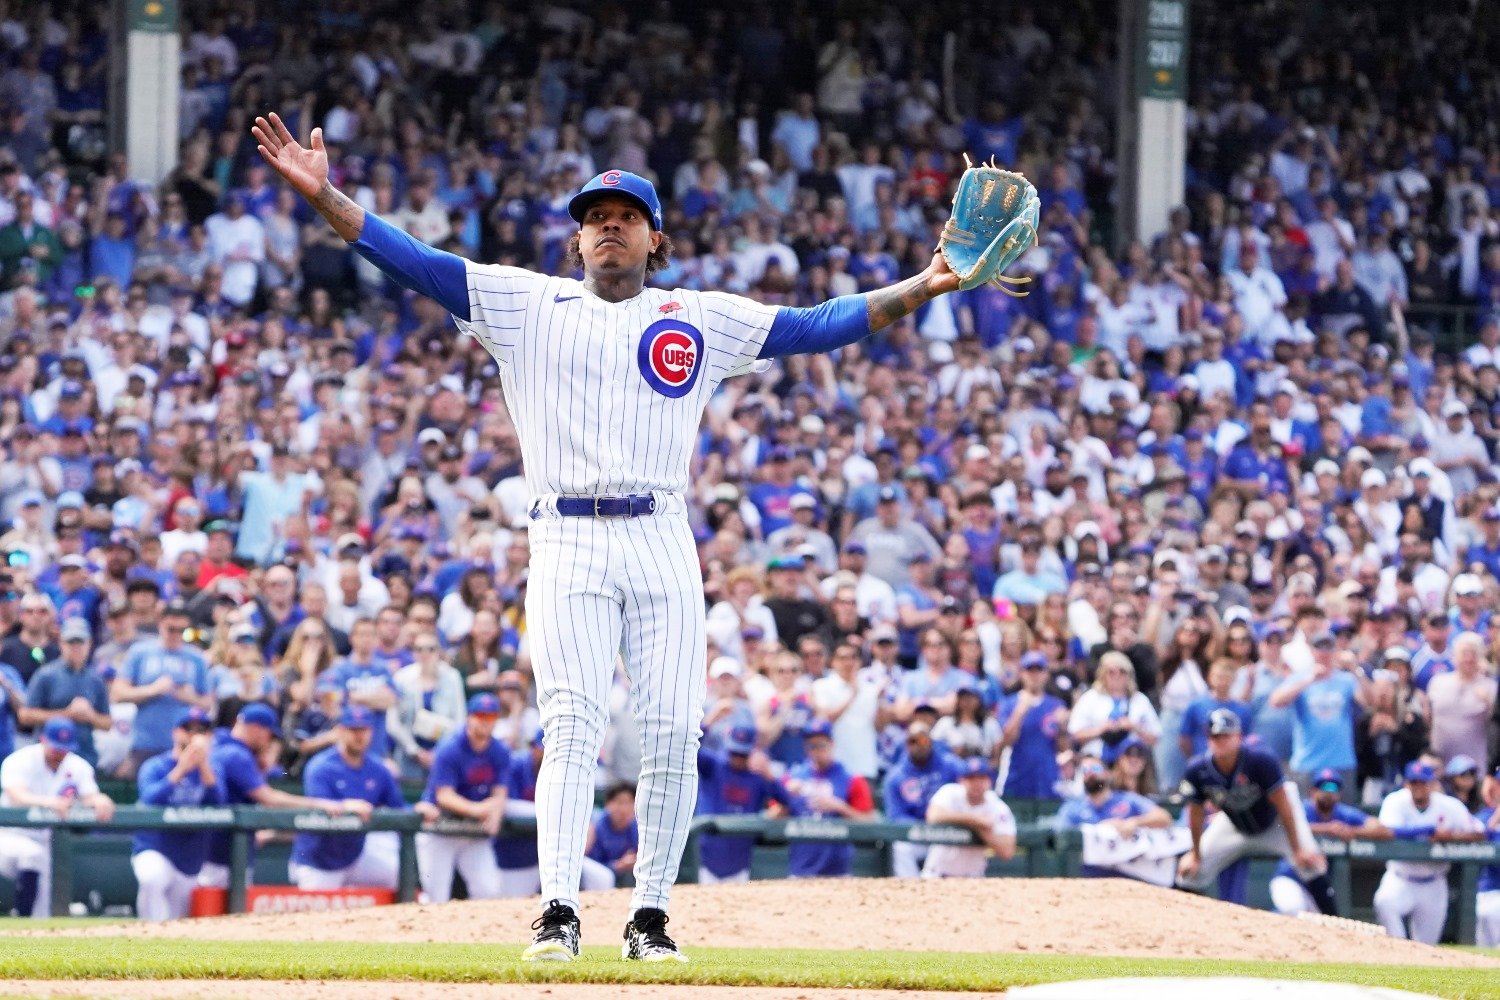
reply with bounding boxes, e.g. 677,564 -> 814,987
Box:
865,273 -> 935,332
311,182 -> 366,242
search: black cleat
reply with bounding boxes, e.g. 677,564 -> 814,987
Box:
522,899 -> 581,962
621,907 -> 688,963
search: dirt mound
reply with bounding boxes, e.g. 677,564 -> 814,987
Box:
49,878 -> 1497,969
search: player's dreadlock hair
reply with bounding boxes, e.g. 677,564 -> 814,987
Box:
563,230 -> 675,276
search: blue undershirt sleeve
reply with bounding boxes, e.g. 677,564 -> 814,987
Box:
758,295 -> 871,359
348,212 -> 472,322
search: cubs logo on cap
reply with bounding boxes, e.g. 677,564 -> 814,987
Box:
568,170 -> 663,230
638,319 -> 704,399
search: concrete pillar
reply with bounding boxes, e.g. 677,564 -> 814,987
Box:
110,0 -> 181,185
1115,0 -> 1189,251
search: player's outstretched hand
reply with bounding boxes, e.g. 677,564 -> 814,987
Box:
1294,846 -> 1325,874
1176,851 -> 1200,880
251,113 -> 328,200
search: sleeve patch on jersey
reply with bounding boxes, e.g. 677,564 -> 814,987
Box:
637,319 -> 705,398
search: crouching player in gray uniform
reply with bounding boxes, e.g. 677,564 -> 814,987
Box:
1175,709 -> 1335,914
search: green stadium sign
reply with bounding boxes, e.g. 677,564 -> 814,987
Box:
1138,0 -> 1189,101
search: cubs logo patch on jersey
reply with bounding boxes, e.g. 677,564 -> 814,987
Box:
638,319 -> 704,399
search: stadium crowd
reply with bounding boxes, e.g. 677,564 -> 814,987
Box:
0,0 -> 1496,942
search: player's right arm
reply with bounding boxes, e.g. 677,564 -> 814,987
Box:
251,113 -> 471,320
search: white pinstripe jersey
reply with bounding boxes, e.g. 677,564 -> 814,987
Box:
454,263 -> 777,496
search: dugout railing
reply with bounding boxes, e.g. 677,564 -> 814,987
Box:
0,806 -> 1492,943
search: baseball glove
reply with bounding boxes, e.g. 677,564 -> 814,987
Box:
938,156 -> 1040,295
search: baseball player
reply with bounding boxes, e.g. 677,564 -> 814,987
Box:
1373,760 -> 1485,943
1272,773 -> 1386,917
415,693 -> 510,904
1268,768 -> 1390,915
1477,764 -> 1500,947
581,783 -> 639,892
1055,755 -> 1173,879
494,728 -> 543,897
0,717 -> 115,916
921,758 -> 1016,878
881,721 -> 960,877
254,111 -> 963,962
132,707 -> 226,921
1176,709 -> 1337,914
695,724 -> 788,884
201,703 -> 353,890
290,705 -> 409,891
779,720 -> 875,878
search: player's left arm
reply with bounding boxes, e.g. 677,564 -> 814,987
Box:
1267,783 -> 1319,863
755,251 -> 959,360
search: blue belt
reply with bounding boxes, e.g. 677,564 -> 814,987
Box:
1398,872 -> 1443,884
553,494 -> 658,518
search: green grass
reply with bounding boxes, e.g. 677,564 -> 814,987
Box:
0,939 -> 1495,998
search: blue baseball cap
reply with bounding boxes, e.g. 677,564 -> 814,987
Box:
1404,761 -> 1436,783
238,702 -> 283,737
568,170 -> 663,230
339,705 -> 376,729
42,716 -> 80,753
467,693 -> 501,716
530,727 -> 545,749
1312,767 -> 1343,791
803,719 -> 834,741
725,726 -> 757,755
1020,651 -> 1049,671
959,757 -> 991,780
176,706 -> 213,730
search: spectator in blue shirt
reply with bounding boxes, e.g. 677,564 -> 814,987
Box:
110,599 -> 212,778
325,618 -> 400,761
1269,630 -> 1368,799
997,652 -> 1070,799
21,618 -> 111,766
1179,659 -> 1256,761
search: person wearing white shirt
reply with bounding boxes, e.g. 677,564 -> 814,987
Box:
393,178 -> 451,247
1193,330 -> 1237,399
0,717 -> 115,916
811,641 -> 881,778
1226,242 -> 1288,346
1373,762 -> 1485,943
921,760 -> 1016,878
1303,196 -> 1355,280
1128,267 -> 1185,352
203,195 -> 265,306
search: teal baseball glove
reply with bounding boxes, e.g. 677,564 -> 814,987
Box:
938,157 -> 1040,295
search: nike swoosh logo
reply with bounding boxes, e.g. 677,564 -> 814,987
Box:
555,293 -> 580,303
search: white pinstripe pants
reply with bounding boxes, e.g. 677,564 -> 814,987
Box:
527,494 -> 705,914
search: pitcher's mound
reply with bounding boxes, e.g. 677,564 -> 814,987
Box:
55,878 -> 1498,969
1010,978 -> 1443,999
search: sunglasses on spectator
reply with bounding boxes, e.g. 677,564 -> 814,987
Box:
415,644 -> 439,653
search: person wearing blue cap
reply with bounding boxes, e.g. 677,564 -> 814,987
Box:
291,705 -> 409,890
695,723 -> 789,884
200,703 -> 351,891
19,616 -> 110,767
779,719 -> 874,879
1372,758 -> 1487,943
1055,754 -> 1173,880
0,716 -> 115,916
253,103 -> 972,963
132,708 -> 225,921
920,757 -> 1016,878
997,651 -> 1069,799
413,693 -> 511,903
1177,708 -> 1337,915
1267,767 -> 1390,916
